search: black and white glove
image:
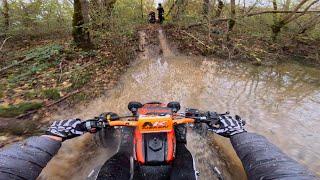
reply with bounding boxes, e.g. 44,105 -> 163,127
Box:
208,115 -> 246,137
46,119 -> 85,141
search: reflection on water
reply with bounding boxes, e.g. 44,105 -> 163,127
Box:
40,30 -> 320,179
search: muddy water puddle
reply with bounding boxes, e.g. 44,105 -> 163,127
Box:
39,30 -> 320,179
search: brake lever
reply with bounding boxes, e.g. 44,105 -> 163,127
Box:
82,119 -> 108,133
183,109 -> 230,127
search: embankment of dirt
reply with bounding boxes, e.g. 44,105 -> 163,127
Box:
163,24 -> 320,68
0,32 -> 140,146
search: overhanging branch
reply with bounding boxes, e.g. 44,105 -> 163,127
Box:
247,10 -> 320,17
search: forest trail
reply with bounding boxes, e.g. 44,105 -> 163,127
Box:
38,28 -> 320,179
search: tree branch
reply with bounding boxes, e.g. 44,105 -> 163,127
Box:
246,10 -> 320,17
284,0 -> 320,24
0,36 -> 11,52
166,0 -> 178,17
245,0 -> 260,14
298,14 -> 320,34
280,0 -> 309,23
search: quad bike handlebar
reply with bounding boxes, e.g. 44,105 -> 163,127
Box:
79,108 -> 226,133
106,118 -> 196,127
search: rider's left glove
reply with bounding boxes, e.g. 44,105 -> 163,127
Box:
46,119 -> 85,141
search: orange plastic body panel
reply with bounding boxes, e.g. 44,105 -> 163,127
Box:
107,118 -> 194,127
107,115 -> 194,165
166,129 -> 176,163
137,115 -> 174,133
109,121 -> 137,126
134,129 -> 145,164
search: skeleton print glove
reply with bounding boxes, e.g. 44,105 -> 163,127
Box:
46,119 -> 84,141
208,115 -> 246,137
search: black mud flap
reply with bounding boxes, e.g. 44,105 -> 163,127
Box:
133,165 -> 172,180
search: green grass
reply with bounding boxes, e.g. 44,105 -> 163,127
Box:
41,88 -> 60,100
25,90 -> 37,99
71,92 -> 88,102
0,102 -> 43,118
70,69 -> 92,89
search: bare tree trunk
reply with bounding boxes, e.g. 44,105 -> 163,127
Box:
228,0 -> 236,32
271,0 -> 280,40
91,0 -> 117,29
80,0 -> 89,24
212,0 -> 216,10
2,0 -> 9,30
89,0 -> 99,29
215,0 -> 224,17
284,0 -> 291,10
203,0 -> 210,19
102,0 -> 117,18
272,0 -> 278,22
141,0 -> 144,18
72,0 -> 91,48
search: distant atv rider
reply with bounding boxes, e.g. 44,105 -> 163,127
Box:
157,3 -> 164,24
0,112 -> 317,179
148,11 -> 156,24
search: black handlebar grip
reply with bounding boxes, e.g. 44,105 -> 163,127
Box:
80,119 -> 102,133
75,123 -> 87,132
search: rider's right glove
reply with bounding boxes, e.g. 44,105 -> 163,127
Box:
208,115 -> 246,137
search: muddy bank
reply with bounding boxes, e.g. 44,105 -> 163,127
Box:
163,24 -> 320,68
0,32 -> 139,146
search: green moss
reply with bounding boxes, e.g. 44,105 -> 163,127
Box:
0,102 -> 43,118
25,44 -> 63,61
41,88 -> 60,100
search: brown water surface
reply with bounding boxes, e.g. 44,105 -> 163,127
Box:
39,30 -> 320,179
